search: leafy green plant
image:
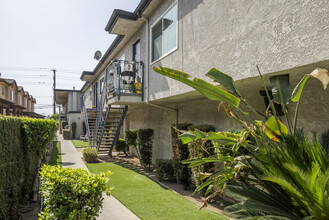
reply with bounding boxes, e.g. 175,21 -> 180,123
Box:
39,165 -> 111,220
155,159 -> 175,181
154,66 -> 329,219
63,129 -> 71,140
115,139 -> 128,156
49,113 -> 59,121
125,130 -> 137,147
171,123 -> 192,189
83,147 -> 98,163
137,128 -> 154,170
71,122 -> 76,139
0,116 -> 57,219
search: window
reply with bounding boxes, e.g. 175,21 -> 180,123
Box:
1,87 -> 4,96
19,96 -> 21,105
151,3 -> 177,62
25,99 -> 27,107
10,90 -> 13,101
133,40 -> 141,62
100,77 -> 105,93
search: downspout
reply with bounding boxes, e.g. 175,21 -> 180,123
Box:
141,15 -> 178,124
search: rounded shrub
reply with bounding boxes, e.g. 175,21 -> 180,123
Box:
83,147 -> 98,163
155,159 -> 175,181
115,139 -> 128,155
125,130 -> 137,147
39,165 -> 111,219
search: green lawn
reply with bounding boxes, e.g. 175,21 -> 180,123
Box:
71,140 -> 89,148
87,163 -> 227,220
49,141 -> 61,166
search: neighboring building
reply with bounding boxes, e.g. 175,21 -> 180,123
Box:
66,0 -> 329,159
0,78 -> 43,118
55,88 -> 84,138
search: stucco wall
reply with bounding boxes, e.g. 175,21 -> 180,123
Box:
148,0 -> 329,101
67,112 -> 85,139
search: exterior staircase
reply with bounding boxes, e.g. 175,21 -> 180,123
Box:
85,108 -> 98,144
97,105 -> 127,156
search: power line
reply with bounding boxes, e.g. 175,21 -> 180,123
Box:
0,66 -> 82,73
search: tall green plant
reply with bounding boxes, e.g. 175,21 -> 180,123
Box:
137,128 -> 154,170
154,66 -> 329,219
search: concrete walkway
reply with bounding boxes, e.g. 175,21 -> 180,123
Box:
58,135 -> 140,220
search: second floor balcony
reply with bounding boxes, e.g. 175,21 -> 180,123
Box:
105,60 -> 144,105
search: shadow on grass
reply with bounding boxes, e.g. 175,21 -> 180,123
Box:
113,162 -> 169,191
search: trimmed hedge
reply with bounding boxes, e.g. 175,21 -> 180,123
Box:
83,147 -> 98,163
188,124 -> 215,193
63,129 -> 71,140
155,159 -> 175,181
0,116 -> 57,219
125,130 -> 137,147
40,165 -> 111,219
171,123 -> 192,189
115,139 -> 128,156
137,129 -> 154,170
71,122 -> 76,139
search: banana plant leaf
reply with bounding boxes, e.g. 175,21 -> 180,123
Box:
265,116 -> 288,138
291,75 -> 311,102
153,66 -> 240,108
292,68 -> 329,102
179,130 -> 241,146
206,68 -> 241,97
270,74 -> 291,105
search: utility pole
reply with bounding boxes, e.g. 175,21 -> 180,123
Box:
52,69 -> 56,115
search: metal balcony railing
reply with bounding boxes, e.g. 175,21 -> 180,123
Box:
105,60 -> 144,101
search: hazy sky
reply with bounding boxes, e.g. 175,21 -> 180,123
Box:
0,0 -> 139,116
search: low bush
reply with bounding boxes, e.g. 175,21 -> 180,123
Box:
50,113 -> 59,121
115,139 -> 128,155
71,122 -> 76,139
171,123 -> 192,189
39,165 -> 111,220
155,159 -> 175,181
0,116 -> 57,219
83,147 -> 98,163
63,129 -> 71,140
137,128 -> 154,170
125,130 -> 137,147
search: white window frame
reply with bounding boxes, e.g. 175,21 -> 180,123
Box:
150,1 -> 178,65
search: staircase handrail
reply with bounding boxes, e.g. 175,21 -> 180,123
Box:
82,95 -> 91,147
93,67 -> 110,147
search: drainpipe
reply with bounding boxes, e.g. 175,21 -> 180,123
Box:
141,15 -> 179,124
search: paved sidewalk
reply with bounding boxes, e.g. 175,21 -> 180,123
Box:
58,135 -> 140,220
